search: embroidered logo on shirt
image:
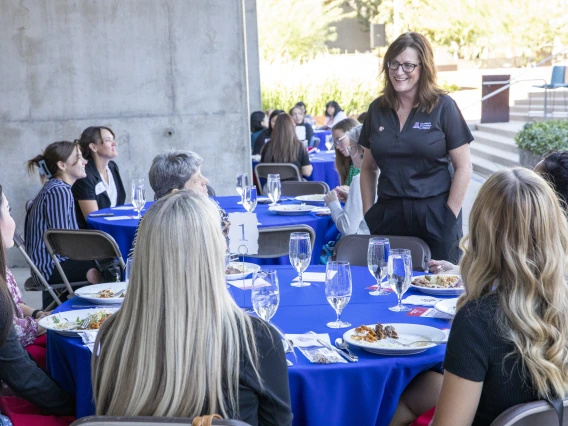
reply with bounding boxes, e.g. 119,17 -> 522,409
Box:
378,126 -> 384,132
412,122 -> 432,130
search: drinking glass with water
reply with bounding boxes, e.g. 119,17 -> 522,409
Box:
289,232 -> 312,287
367,237 -> 390,296
267,174 -> 281,206
252,270 -> 280,322
325,261 -> 352,328
388,249 -> 412,312
131,179 -> 146,219
236,173 -> 249,204
243,186 -> 257,213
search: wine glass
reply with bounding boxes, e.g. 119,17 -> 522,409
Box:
388,249 -> 413,312
325,135 -> 334,151
267,174 -> 281,206
289,232 -> 312,287
325,261 -> 352,328
252,270 -> 280,322
243,186 -> 258,213
367,237 -> 390,296
131,179 -> 146,219
236,173 -> 249,204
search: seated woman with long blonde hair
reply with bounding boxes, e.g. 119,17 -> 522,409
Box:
92,191 -> 293,426
391,167 -> 568,425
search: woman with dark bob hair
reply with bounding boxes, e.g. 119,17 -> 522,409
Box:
321,101 -> 348,130
250,111 -> 267,150
72,126 -> 126,228
252,110 -> 285,155
359,32 -> 473,263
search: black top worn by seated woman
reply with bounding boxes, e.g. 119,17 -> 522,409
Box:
260,143 -> 310,179
359,94 -> 473,262
72,160 -> 126,228
444,294 -> 539,425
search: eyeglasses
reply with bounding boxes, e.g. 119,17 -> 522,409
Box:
333,134 -> 348,148
387,61 -> 422,73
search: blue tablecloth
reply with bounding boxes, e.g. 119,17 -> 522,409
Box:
313,129 -> 332,145
87,196 -> 334,265
47,266 -> 449,425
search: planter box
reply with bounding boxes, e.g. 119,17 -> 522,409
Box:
519,149 -> 542,168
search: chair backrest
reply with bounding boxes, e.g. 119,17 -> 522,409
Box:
312,137 -> 321,149
332,234 -> 431,271
254,163 -> 302,188
490,398 -> 568,426
281,181 -> 330,196
71,416 -> 251,426
247,225 -> 316,258
551,65 -> 566,86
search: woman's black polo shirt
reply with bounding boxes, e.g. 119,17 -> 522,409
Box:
358,94 -> 473,200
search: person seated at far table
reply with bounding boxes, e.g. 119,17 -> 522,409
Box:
252,110 -> 285,156
320,101 -> 348,130
295,101 -> 316,128
92,191 -> 293,426
260,114 -> 313,179
390,168 -> 568,426
250,111 -> 268,151
324,119 -> 370,237
72,126 -> 126,229
289,105 -> 314,147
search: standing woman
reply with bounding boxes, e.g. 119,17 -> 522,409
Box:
26,142 -> 100,308
321,101 -> 348,130
359,32 -> 473,262
72,126 -> 126,229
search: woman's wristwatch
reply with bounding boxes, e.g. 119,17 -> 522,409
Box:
32,309 -> 42,319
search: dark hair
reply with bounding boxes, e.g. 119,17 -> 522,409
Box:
295,101 -> 307,110
332,119 -> 359,185
27,141 -> 81,184
325,101 -> 342,118
357,112 -> 367,124
267,110 -> 285,137
289,106 -> 303,116
380,32 -> 446,114
77,126 -> 115,161
0,185 -> 13,346
539,151 -> 568,208
250,111 -> 266,133
261,114 -> 303,163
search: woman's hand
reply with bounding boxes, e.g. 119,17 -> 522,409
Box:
428,259 -> 459,274
36,311 -> 51,319
335,186 -> 349,202
324,190 -> 338,205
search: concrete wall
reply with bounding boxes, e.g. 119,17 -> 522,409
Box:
245,0 -> 262,112
0,0 -> 257,266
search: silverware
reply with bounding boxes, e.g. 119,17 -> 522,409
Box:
72,305 -> 121,309
68,317 -> 91,330
317,338 -> 357,362
334,338 -> 358,359
77,289 -> 125,298
386,338 -> 447,347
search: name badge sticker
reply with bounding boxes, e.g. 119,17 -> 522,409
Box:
95,181 -> 106,195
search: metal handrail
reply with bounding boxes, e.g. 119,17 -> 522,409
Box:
462,47 -> 568,111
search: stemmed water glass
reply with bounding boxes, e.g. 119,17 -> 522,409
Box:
243,186 -> 258,213
131,179 -> 146,219
289,232 -> 311,287
251,270 -> 280,323
388,249 -> 412,312
325,261 -> 352,328
367,237 -> 390,296
267,174 -> 281,206
325,135 -> 334,151
236,173 -> 249,204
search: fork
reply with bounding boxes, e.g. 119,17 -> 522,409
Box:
387,338 -> 447,347
69,317 -> 91,330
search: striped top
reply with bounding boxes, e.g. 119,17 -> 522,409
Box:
25,179 -> 79,283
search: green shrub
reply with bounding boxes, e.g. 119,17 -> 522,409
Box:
514,120 -> 568,156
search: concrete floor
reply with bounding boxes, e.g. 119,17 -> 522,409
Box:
11,173 -> 486,308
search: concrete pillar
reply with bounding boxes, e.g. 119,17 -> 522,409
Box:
0,0 -> 257,266
244,0 -> 262,112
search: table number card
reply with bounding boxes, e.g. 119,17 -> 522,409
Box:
228,212 -> 259,255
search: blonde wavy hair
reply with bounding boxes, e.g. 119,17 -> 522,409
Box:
92,191 -> 260,417
459,167 -> 568,399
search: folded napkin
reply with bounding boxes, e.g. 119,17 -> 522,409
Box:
112,205 -> 135,210
401,295 -> 444,307
227,279 -> 253,290
78,330 -> 98,353
286,332 -> 346,364
311,207 -> 331,214
291,271 -> 336,282
104,215 -> 137,221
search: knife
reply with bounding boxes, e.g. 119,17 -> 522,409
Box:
317,338 -> 357,362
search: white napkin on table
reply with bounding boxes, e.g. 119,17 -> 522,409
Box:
285,333 -> 331,348
401,295 -> 444,307
104,215 -> 136,221
292,271 -> 336,282
112,205 -> 135,210
78,331 -> 98,353
227,279 -> 253,290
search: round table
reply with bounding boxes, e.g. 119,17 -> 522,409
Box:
47,266 -> 449,425
87,196 -> 335,265
313,129 -> 332,146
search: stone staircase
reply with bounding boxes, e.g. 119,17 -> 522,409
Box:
510,91 -> 568,121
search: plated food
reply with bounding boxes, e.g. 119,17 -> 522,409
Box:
39,308 -> 119,337
410,274 -> 464,296
294,194 -> 326,204
343,323 -> 447,355
74,282 -> 127,304
270,205 -> 316,215
225,262 -> 261,281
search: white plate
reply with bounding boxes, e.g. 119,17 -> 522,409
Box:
257,196 -> 272,204
225,262 -> 261,281
39,308 -> 119,337
434,298 -> 459,317
343,323 -> 447,355
410,274 -> 464,296
74,282 -> 127,304
270,205 -> 316,215
294,194 -> 326,205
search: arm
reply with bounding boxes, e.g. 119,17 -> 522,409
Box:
360,147 -> 379,214
301,165 -> 313,177
326,177 -> 364,236
78,200 -> 100,219
431,372 -> 483,426
300,147 -> 313,177
447,144 -> 472,217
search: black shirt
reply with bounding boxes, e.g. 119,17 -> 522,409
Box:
358,94 -> 473,200
72,160 -> 126,228
252,129 -> 270,155
260,143 -> 310,172
444,294 -> 538,425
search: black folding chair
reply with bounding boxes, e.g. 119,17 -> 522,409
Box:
247,225 -> 316,259
281,181 -> 329,196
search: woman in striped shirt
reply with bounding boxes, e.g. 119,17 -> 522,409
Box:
25,141 -> 99,308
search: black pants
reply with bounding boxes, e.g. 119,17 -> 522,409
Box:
43,259 -> 97,309
364,194 -> 463,264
